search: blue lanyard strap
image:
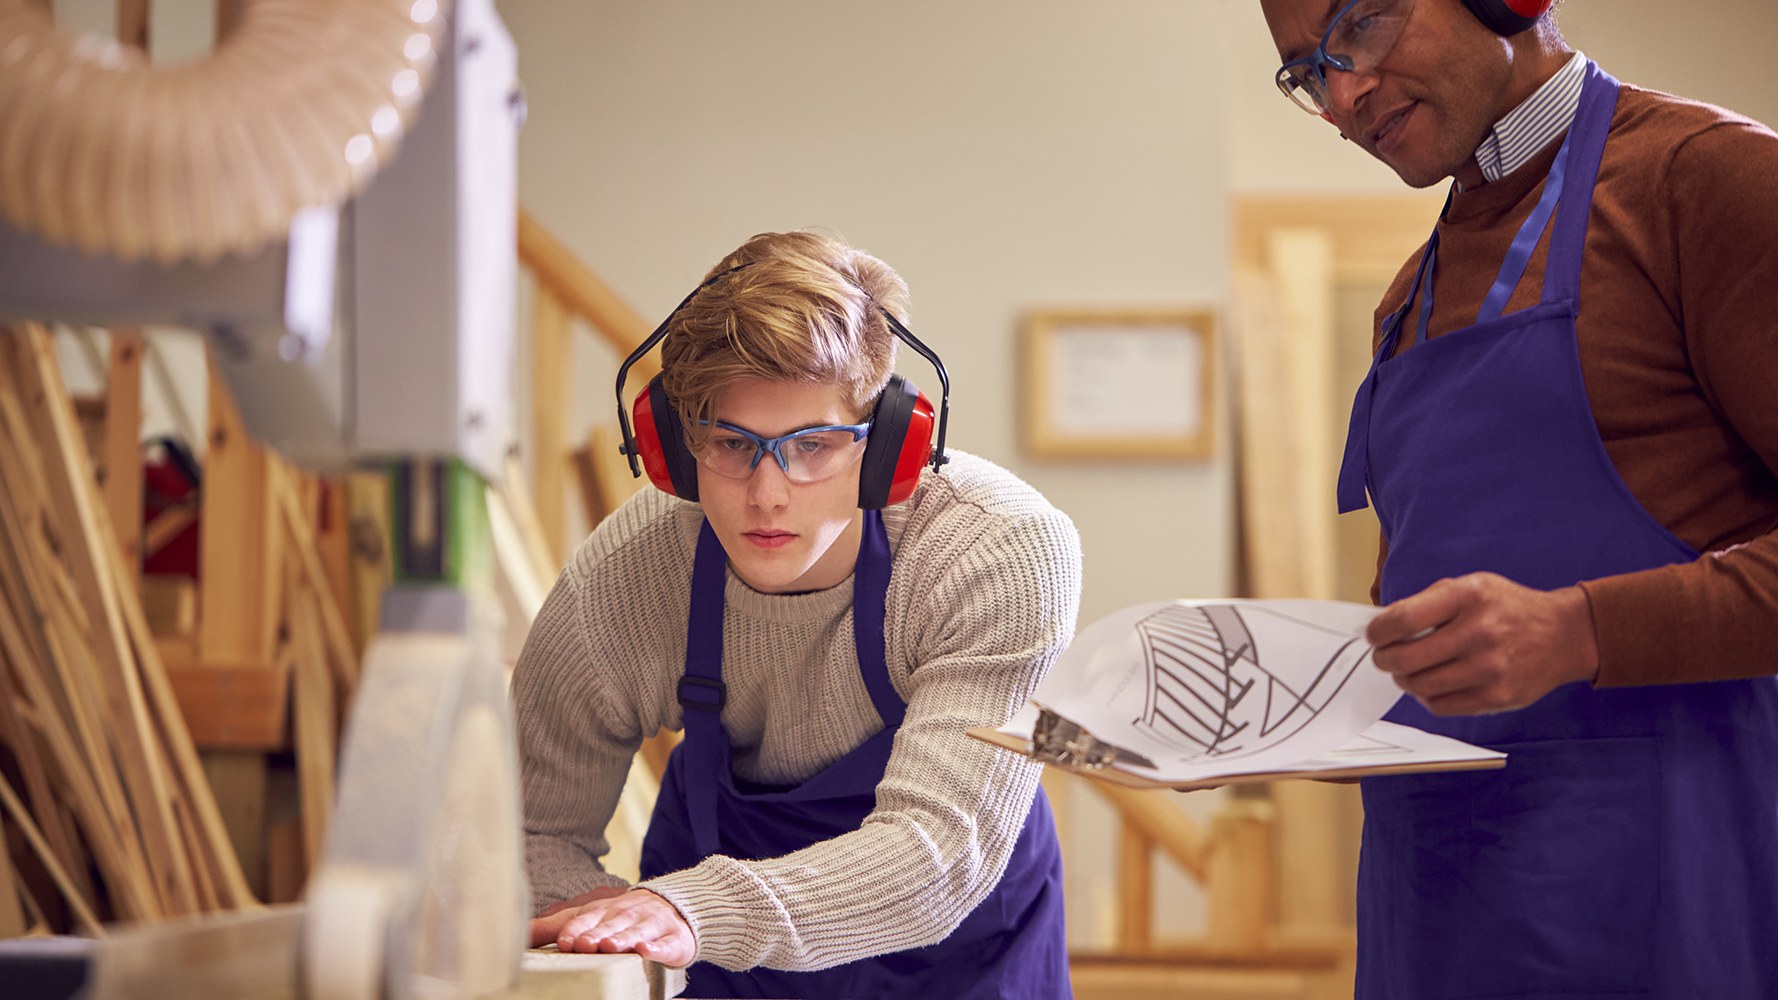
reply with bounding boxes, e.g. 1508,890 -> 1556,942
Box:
1408,120 -> 1579,345
1475,125 -> 1576,325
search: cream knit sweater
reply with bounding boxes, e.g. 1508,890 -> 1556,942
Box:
513,450 -> 1081,972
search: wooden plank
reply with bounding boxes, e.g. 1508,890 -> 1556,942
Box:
637,730 -> 680,785
585,424 -> 645,529
0,812 -> 30,938
0,615 -> 93,907
517,211 -> 655,372
1070,957 -> 1317,1000
0,588 -> 152,918
264,814 -> 306,905
315,478 -> 354,643
0,351 -> 149,911
1117,822 -> 1154,952
519,949 -> 687,1000
117,0 -> 150,48
288,581 -> 335,870
1205,801 -> 1276,955
1090,781 -> 1210,882
199,346 -> 279,669
110,530 -> 258,908
103,330 -> 145,582
488,483 -> 548,622
272,465 -> 359,693
504,453 -> 563,583
0,771 -> 105,936
532,282 -> 572,563
165,662 -> 290,751
142,502 -> 198,559
139,574 -> 197,637
1270,781 -> 1357,934
13,328 -> 194,916
201,754 -> 266,903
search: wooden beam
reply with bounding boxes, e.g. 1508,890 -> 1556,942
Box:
142,502 -> 198,559
1117,822 -> 1154,953
0,772 -> 104,936
272,464 -> 359,694
199,347 -> 279,668
15,327 -> 195,916
0,810 -> 28,938
165,662 -> 291,751
116,0 -> 149,49
0,621 -> 92,908
1205,800 -> 1276,955
288,578 -> 335,870
104,330 -> 145,583
139,574 -> 197,637
573,424 -> 645,533
1091,782 -> 1210,882
0,347 -> 151,914
517,210 -> 654,375
531,282 -> 572,563
502,454 -> 560,583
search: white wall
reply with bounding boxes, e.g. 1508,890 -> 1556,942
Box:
501,1 -> 1236,626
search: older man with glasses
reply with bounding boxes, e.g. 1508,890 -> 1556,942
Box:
1257,0 -> 1778,997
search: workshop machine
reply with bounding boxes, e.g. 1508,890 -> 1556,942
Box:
0,0 -> 681,996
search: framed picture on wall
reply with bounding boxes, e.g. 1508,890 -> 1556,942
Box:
1019,307 -> 1217,460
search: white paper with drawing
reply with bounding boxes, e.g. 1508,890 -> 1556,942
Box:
1001,598 -> 1503,785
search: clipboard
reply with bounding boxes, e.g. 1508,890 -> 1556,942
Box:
968,717 -> 1507,792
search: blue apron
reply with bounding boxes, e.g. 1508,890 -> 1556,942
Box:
1335,61 -> 1778,999
640,512 -> 1070,999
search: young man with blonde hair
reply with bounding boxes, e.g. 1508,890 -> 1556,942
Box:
514,231 -> 1077,998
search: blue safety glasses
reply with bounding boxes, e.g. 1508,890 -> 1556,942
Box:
693,420 -> 871,483
1275,0 -> 1414,116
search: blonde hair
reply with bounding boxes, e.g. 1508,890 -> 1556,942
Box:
660,231 -> 908,444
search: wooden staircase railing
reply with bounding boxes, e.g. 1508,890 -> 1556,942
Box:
516,209 -> 654,562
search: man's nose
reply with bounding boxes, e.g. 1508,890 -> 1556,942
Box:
1323,66 -> 1379,122
747,454 -> 792,507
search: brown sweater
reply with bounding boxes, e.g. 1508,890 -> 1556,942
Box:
1372,83 -> 1778,688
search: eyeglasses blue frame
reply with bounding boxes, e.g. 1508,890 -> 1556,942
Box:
1275,0 -> 1398,116
694,420 -> 871,478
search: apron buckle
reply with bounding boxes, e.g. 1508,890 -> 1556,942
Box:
677,675 -> 727,713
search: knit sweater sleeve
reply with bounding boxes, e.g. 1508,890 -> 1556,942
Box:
640,474 -> 1083,972
514,491 -> 688,908
1581,118 -> 1778,686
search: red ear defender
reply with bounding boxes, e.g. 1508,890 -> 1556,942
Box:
1462,0 -> 1554,35
631,375 -> 702,501
857,374 -> 937,509
615,264 -> 952,509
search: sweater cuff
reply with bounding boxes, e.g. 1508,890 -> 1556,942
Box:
639,858 -> 776,972
1578,566 -> 1695,688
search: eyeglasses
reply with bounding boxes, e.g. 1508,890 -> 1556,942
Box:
693,420 -> 871,483
1275,0 -> 1414,116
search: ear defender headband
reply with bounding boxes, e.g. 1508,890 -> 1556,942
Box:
1461,0 -> 1554,35
613,262 -> 951,510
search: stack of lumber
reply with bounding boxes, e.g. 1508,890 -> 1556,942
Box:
0,324 -> 255,934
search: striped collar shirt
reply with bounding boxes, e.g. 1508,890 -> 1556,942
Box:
1473,52 -> 1588,184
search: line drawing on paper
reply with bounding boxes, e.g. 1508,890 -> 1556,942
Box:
1131,603 -> 1374,761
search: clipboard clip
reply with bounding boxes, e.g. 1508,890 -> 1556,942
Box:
1031,708 -> 1157,771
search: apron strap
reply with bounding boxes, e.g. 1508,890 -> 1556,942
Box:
1543,61 -> 1621,305
681,521 -> 731,857
852,510 -> 905,728
1339,192 -> 1445,512
1476,125 -> 1576,324
678,513 -> 904,858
